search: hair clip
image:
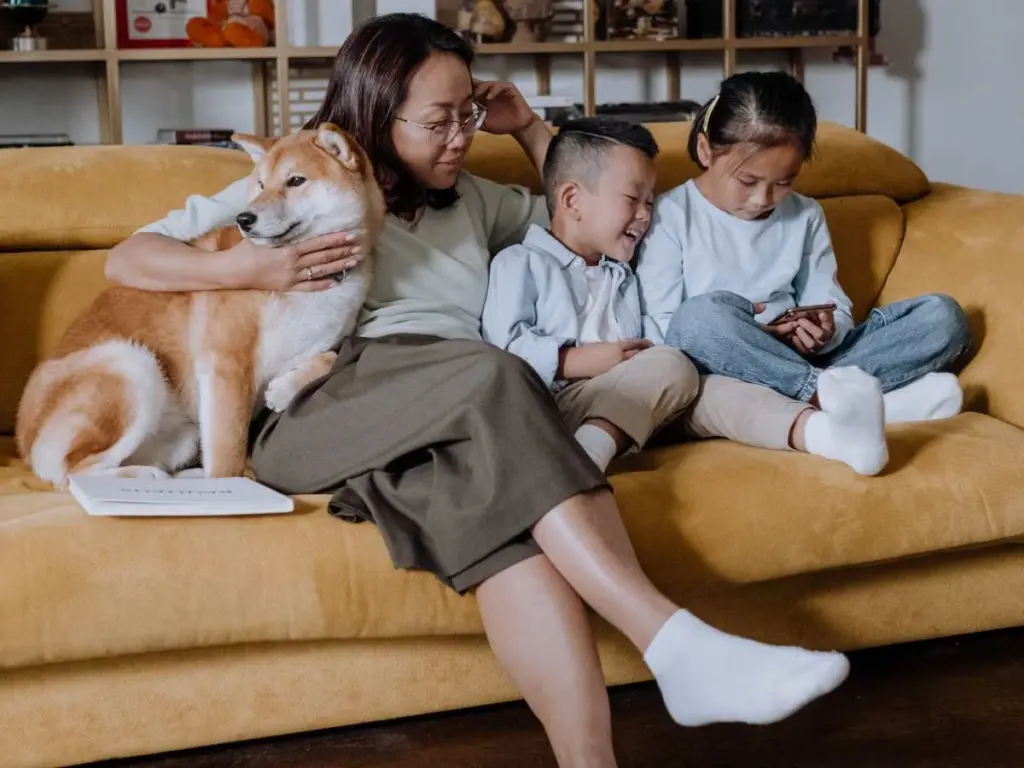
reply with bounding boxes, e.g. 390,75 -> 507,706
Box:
702,94 -> 720,134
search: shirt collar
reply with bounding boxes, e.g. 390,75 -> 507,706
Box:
523,224 -> 631,272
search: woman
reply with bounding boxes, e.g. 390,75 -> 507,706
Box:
107,14 -> 849,767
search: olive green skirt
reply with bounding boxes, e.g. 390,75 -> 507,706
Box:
250,335 -> 608,593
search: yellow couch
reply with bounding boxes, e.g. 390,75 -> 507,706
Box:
2,122 -> 1024,768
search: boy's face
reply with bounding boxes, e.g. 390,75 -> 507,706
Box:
576,145 -> 657,262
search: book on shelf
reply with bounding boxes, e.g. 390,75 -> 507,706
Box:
0,133 -> 74,149
68,475 -> 295,518
156,128 -> 236,145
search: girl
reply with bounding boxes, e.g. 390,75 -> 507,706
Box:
107,18 -> 848,767
638,71 -> 972,428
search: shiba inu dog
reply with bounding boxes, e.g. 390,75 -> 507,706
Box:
16,123 -> 385,488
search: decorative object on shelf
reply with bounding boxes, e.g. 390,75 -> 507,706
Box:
1,0 -> 51,51
115,0 -> 208,48
186,0 -> 275,48
686,0 -> 879,39
455,0 -> 513,44
603,0 -> 681,41
504,0 -> 553,43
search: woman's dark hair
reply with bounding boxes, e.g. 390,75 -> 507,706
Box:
306,13 -> 474,217
687,71 -> 817,170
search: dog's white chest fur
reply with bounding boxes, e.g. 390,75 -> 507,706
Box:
256,268 -> 369,395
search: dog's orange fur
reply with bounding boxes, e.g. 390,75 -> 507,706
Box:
16,124 -> 384,487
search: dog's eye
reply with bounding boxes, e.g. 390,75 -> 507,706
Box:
286,176 -> 307,188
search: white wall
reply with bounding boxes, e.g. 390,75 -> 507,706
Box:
1,0 -> 1021,192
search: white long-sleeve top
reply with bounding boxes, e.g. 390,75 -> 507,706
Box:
636,180 -> 854,354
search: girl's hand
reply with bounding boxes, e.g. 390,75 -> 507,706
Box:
232,232 -> 364,292
763,312 -> 835,356
473,79 -> 540,136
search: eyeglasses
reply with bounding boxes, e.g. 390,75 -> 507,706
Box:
395,103 -> 487,146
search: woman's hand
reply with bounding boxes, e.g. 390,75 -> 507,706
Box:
233,232 -> 364,292
473,79 -> 552,179
473,79 -> 539,136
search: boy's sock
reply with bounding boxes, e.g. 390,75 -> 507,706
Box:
804,366 -> 888,476
883,373 -> 963,424
644,609 -> 850,727
574,423 -> 618,472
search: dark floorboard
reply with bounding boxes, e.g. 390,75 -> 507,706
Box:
95,626 -> 1024,767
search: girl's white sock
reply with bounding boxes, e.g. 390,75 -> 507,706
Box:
574,423 -> 618,472
804,366 -> 888,476
883,373 -> 963,424
644,609 -> 850,727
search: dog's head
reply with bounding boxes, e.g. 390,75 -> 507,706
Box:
231,124 -> 384,248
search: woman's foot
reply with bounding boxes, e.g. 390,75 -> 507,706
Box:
883,372 -> 963,424
803,366 -> 888,475
644,610 -> 850,727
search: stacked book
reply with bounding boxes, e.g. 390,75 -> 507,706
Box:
155,128 -> 242,150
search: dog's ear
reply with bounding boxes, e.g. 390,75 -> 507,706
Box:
232,133 -> 277,164
315,124 -> 360,172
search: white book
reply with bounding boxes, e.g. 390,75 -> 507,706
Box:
68,476 -> 295,518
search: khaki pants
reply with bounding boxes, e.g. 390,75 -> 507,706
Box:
554,347 -> 809,453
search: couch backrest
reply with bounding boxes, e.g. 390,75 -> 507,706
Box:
0,121 -> 930,434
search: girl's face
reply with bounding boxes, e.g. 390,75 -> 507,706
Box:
391,52 -> 480,192
696,135 -> 805,220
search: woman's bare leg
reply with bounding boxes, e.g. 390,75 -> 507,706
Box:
532,490 -> 850,727
477,555 -> 617,768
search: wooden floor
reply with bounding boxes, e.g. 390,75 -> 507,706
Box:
98,626 -> 1024,767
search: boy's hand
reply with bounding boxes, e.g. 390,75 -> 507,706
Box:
560,339 -> 653,380
763,310 -> 835,356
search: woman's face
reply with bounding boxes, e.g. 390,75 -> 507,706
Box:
391,52 -> 478,191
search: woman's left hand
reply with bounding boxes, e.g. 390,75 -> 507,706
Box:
474,80 -> 539,136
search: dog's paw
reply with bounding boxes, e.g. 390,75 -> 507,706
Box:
264,371 -> 304,412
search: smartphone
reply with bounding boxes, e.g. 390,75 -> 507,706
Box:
768,303 -> 836,326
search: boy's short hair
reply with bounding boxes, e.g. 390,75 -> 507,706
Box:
542,117 -> 659,216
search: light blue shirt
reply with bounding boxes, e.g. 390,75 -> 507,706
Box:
636,180 -> 855,354
482,225 -> 642,390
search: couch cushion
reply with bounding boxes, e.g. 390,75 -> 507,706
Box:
0,146 -> 253,252
465,120 -> 931,203
3,413 -> 1024,671
0,121 -> 929,253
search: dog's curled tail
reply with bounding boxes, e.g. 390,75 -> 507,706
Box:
16,340 -> 170,488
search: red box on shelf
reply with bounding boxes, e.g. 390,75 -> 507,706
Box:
115,0 -> 209,49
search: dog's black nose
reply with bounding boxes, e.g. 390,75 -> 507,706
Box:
236,211 -> 257,231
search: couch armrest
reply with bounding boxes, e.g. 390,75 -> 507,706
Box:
877,183 -> 1024,428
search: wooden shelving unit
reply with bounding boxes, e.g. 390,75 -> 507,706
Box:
0,0 -> 872,144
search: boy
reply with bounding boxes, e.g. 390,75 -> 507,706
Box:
482,117 -> 888,476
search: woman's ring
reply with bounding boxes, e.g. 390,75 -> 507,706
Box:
304,266 -> 315,281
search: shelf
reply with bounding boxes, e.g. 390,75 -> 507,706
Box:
476,41 -> 585,55
0,49 -> 107,64
733,34 -> 862,50
592,38 -> 726,53
286,46 -> 340,60
116,47 -> 278,61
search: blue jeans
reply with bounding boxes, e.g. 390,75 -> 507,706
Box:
665,291 -> 972,402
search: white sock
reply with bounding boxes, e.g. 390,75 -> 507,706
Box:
644,610 -> 850,727
883,373 -> 963,424
804,366 -> 888,476
574,423 -> 618,472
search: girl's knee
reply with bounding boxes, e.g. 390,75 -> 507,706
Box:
924,293 -> 971,350
668,291 -> 755,348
